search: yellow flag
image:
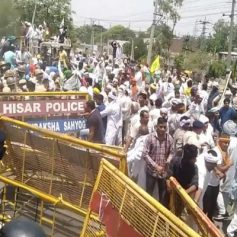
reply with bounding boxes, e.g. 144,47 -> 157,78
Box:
150,55 -> 160,74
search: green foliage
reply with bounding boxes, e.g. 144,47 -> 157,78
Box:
75,24 -> 107,44
155,24 -> 173,42
147,24 -> 173,58
123,38 -> 147,60
0,0 -> 20,37
174,54 -> 184,70
182,51 -> 213,71
14,0 -> 73,35
102,25 -> 135,41
206,20 -> 230,53
158,0 -> 184,24
207,61 -> 227,78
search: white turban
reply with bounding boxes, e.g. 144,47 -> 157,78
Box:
108,91 -> 117,101
180,118 -> 191,127
160,108 -> 168,114
204,152 -> 219,164
199,115 -> 209,124
223,120 -> 237,136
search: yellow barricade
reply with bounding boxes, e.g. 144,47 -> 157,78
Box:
81,159 -> 201,237
169,177 -> 223,237
0,116 -> 126,210
0,175 -> 98,237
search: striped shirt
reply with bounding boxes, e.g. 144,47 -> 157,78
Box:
142,132 -> 174,177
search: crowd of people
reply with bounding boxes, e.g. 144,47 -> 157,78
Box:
79,59 -> 237,236
0,31 -> 237,235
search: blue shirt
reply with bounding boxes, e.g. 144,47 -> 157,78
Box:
219,107 -> 237,126
3,51 -> 16,68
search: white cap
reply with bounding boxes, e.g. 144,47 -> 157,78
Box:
212,82 -> 219,88
160,108 -> 168,114
108,91 -> 117,100
199,115 -> 209,124
119,85 -> 126,91
2,86 -> 10,93
223,120 -> 237,136
204,152 -> 219,164
170,98 -> 182,105
225,90 -> 232,96
19,79 -> 26,85
208,107 -> 219,113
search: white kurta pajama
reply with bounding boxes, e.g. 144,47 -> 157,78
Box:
100,100 -> 123,146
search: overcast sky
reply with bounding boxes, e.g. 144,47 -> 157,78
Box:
71,0 -> 232,36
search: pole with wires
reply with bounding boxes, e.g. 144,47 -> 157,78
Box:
227,0 -> 236,71
147,0 -> 159,66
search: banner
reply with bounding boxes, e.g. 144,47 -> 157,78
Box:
0,99 -> 85,117
26,117 -> 86,133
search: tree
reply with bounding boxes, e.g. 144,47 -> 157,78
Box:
123,37 -> 147,60
102,25 -> 135,42
158,0 -> 184,24
75,24 -> 107,44
174,54 -> 184,70
147,23 -> 173,58
0,0 -> 20,37
14,0 -> 73,36
206,20 -> 230,53
208,61 -> 227,78
182,50 -> 213,72
146,0 -> 184,60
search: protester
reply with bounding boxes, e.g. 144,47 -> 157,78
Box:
100,91 -> 122,145
142,117 -> 174,206
167,144 -> 198,195
2,23 -> 237,231
194,149 -> 219,209
84,100 -> 105,143
219,98 -> 237,128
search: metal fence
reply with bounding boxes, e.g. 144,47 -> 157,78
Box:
169,177 -> 223,237
0,175 -> 98,237
81,159 -> 201,237
0,116 -> 126,210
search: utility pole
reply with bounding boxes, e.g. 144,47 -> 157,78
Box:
227,0 -> 236,71
100,28 -> 103,55
130,39 -> 134,61
147,0 -> 159,66
90,19 -> 95,55
31,0 -> 37,26
198,18 -> 211,50
193,20 -> 198,38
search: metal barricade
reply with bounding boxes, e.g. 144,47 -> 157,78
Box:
0,116 -> 126,210
0,175 -> 99,236
169,177 -> 223,237
81,159 -> 201,237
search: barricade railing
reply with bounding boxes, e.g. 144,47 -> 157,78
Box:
0,116 -> 126,210
81,159 -> 201,237
169,177 -> 223,237
0,175 -> 99,236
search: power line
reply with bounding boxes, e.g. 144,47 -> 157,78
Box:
75,10 -> 236,24
181,3 -> 230,11
198,18 -> 212,38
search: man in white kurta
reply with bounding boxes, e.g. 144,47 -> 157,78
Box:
100,92 -> 122,146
